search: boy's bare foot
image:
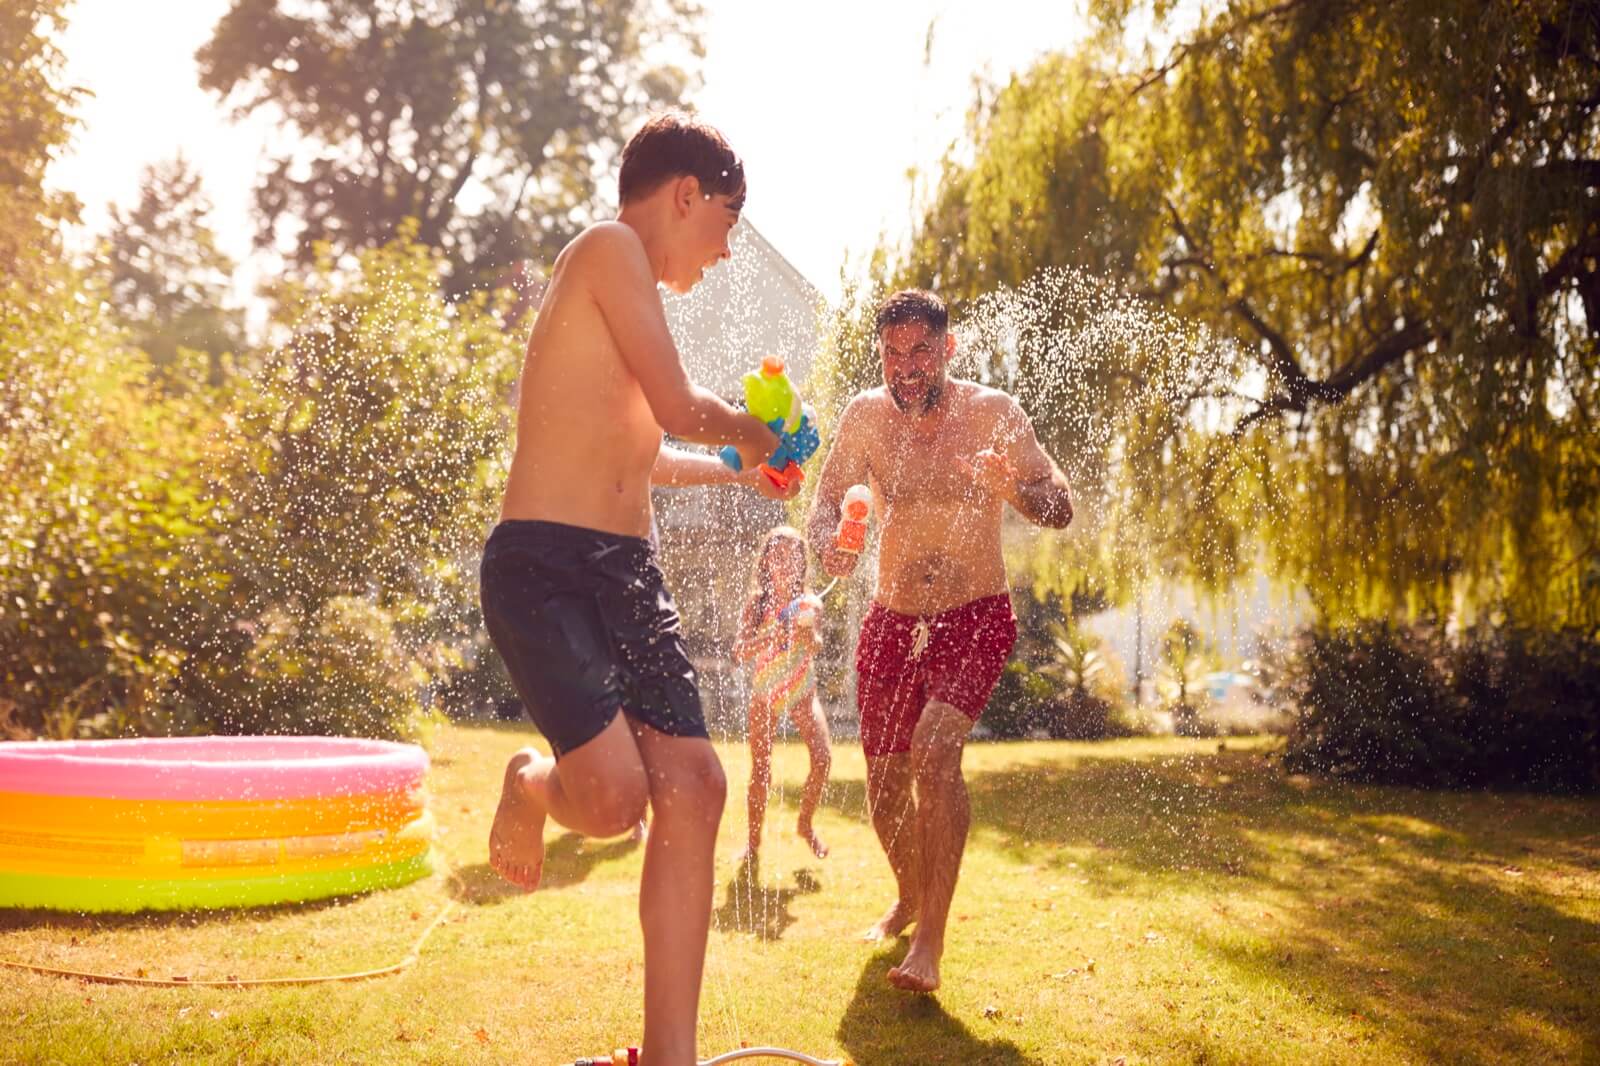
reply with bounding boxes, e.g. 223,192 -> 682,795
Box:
862,897 -> 917,942
488,748 -> 548,891
887,936 -> 941,993
797,820 -> 829,859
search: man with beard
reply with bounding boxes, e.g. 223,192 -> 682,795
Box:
806,288 -> 1073,993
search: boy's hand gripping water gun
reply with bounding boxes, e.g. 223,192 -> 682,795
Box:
835,484 -> 873,554
719,355 -> 820,490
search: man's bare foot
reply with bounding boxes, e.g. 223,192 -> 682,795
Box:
862,897 -> 917,942
797,820 -> 829,859
887,937 -> 941,993
488,748 -> 548,891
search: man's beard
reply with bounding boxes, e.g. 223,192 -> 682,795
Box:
890,377 -> 944,415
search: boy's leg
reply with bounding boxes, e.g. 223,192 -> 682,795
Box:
490,713 -> 649,890
629,720 -> 727,1066
740,701 -> 775,862
787,695 -> 832,858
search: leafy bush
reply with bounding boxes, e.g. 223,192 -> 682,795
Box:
2,234 -> 520,741
983,660 -> 1055,739
1279,623 -> 1600,792
1042,688 -> 1116,740
174,234 -> 519,739
1449,627 -> 1600,793
983,625 -> 1141,741
1038,620 -> 1137,739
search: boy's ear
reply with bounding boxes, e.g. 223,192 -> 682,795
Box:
944,331 -> 957,361
673,174 -> 702,217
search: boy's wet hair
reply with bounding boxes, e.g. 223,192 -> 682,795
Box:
874,289 -> 948,336
619,111 -> 746,211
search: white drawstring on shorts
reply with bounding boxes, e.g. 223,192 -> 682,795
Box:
909,617 -> 932,660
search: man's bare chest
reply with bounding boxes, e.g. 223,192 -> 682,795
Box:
870,422 -> 992,508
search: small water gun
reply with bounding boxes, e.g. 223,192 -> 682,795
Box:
835,484 -> 873,553
719,355 -> 820,490
778,592 -> 824,628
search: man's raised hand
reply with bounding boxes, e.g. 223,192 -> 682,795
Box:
961,448 -> 1018,500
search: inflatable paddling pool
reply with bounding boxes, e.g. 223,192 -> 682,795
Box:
0,737 -> 433,911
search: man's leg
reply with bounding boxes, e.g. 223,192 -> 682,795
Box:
888,699 -> 974,993
630,720 -> 727,1066
862,751 -> 919,941
789,694 -> 832,859
490,714 -> 650,890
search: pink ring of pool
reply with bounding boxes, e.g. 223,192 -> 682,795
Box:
0,736 -> 428,801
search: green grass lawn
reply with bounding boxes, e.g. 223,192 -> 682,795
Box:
4,722 -> 1598,1065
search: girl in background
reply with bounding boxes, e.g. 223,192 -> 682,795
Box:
733,526 -> 832,862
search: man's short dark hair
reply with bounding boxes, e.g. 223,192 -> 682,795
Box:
874,289 -> 948,336
619,110 -> 746,210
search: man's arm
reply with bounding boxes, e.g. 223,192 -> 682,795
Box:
583,224 -> 775,465
652,445 -> 797,499
975,398 -> 1073,529
806,395 -> 874,576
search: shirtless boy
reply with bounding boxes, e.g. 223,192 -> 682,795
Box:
480,112 -> 790,1066
806,289 -> 1073,994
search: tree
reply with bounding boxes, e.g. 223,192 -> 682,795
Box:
0,0 -> 80,279
889,0 -> 1600,627
104,156 -> 243,379
1159,618 -> 1213,735
197,0 -> 703,288
2,2 -> 234,739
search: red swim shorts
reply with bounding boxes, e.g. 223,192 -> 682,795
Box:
855,594 -> 1019,758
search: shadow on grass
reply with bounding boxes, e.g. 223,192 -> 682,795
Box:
712,856 -> 821,942
450,831 -> 641,905
824,743 -> 1600,1062
836,948 -> 1039,1066
0,891 -> 361,933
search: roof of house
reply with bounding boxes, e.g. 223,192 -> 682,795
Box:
662,217 -> 826,396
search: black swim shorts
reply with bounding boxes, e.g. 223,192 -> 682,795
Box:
478,519 -> 707,757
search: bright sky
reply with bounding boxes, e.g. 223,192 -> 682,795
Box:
49,0 -> 1091,308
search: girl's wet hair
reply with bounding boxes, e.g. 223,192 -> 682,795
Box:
747,525 -> 807,621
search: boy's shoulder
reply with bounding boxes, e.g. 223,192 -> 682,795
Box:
547,219 -> 652,308
555,221 -> 649,278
